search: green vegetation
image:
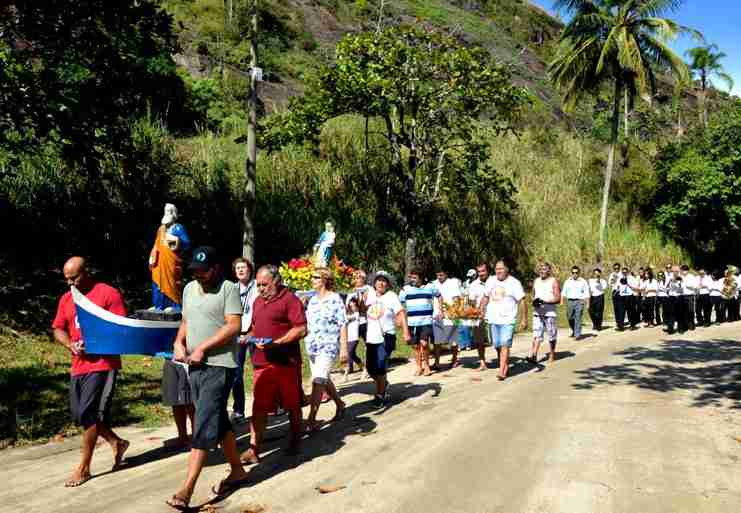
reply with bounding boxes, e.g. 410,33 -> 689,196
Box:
651,100 -> 741,266
686,43 -> 735,128
0,0 -> 733,446
549,0 -> 695,261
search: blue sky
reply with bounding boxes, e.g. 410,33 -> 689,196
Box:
530,1 -> 740,96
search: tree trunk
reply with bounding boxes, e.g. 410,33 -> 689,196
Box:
701,74 -> 708,129
624,86 -> 629,139
598,78 -> 622,263
242,0 -> 258,262
405,237 -> 416,278
677,107 -> 684,138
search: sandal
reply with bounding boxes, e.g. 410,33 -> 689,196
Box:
165,494 -> 190,511
240,446 -> 260,465
211,477 -> 250,496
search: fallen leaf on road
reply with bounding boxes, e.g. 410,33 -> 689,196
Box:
316,485 -> 346,494
52,434 -> 66,443
441,374 -> 453,378
240,504 -> 266,513
470,377 -> 483,382
734,436 -> 741,444
361,481 -> 377,486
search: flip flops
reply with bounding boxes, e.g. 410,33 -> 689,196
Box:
165,494 -> 190,511
211,477 -> 250,496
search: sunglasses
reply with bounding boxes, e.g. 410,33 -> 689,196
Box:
311,275 -> 322,279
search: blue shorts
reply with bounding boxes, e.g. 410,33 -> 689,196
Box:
489,324 -> 515,348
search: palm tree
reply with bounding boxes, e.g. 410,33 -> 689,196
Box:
686,44 -> 734,128
549,0 -> 696,262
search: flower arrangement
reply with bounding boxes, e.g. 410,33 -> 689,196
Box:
279,255 -> 355,291
442,297 -> 482,321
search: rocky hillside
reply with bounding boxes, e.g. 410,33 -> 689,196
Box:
165,0 -> 566,116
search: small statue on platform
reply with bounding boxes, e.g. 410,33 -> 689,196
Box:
312,221 -> 335,267
149,203 -> 190,311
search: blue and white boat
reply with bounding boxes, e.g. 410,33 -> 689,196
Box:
72,287 -> 180,356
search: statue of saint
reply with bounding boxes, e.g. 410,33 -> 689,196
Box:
312,221 -> 336,267
149,203 -> 190,311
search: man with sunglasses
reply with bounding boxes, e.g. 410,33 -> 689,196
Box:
561,266 -> 590,339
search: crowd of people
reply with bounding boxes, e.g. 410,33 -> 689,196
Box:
51,252 -> 741,509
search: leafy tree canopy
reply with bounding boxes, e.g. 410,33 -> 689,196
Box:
260,25 -> 529,271
652,99 -> 741,264
0,0 -> 182,166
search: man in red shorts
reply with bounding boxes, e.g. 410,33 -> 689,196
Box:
52,256 -> 130,487
240,264 -> 307,463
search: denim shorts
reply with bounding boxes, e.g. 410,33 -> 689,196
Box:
489,323 -> 515,348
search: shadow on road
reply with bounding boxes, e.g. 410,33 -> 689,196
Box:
573,338 -> 741,409
167,380 -> 444,506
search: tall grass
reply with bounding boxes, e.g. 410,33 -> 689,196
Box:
489,129 -> 687,277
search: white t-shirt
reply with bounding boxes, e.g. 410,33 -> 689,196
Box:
628,275 -> 641,296
709,278 -> 724,297
698,275 -> 712,295
436,278 -> 463,302
346,312 -> 360,342
485,275 -> 525,325
588,278 -> 608,297
468,276 -> 493,307
433,278 -> 462,326
365,291 -> 403,344
347,285 -> 374,325
681,273 -> 699,295
643,279 -> 658,297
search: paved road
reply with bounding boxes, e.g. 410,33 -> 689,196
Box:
2,324 -> 740,513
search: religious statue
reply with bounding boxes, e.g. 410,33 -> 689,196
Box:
312,221 -> 335,267
149,203 -> 190,311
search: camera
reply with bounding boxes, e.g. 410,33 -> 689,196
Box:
533,297 -> 544,308
620,277 -> 628,285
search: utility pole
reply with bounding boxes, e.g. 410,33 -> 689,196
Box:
242,0 -> 258,262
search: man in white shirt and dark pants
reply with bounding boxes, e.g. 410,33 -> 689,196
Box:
678,264 -> 697,332
588,268 -> 608,331
562,266 -> 590,339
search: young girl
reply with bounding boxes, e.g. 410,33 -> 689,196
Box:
344,297 -> 364,381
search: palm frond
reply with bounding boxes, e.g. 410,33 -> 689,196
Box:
635,0 -> 685,18
715,71 -> 735,92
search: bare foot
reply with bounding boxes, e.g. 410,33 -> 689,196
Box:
112,439 -> 130,470
64,469 -> 91,488
423,367 -> 432,376
477,363 -> 487,371
413,368 -> 422,376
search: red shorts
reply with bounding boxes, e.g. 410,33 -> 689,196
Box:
252,363 -> 301,415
